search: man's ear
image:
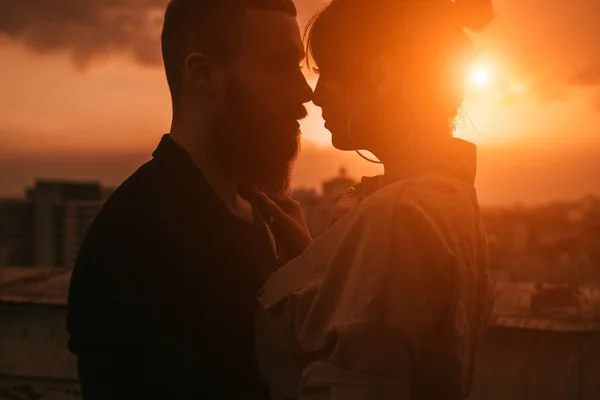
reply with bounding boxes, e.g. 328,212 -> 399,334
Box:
183,52 -> 221,97
369,56 -> 396,98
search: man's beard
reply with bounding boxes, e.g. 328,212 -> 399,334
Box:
208,80 -> 306,197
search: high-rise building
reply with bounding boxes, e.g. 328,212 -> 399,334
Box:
0,180 -> 107,268
27,180 -> 104,268
62,200 -> 104,268
0,199 -> 34,267
0,227 -> 9,267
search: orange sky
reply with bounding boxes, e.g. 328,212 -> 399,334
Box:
1,0 -> 600,204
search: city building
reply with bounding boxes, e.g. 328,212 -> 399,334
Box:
0,180 -> 106,268
322,167 -> 356,198
1,177 -> 600,399
0,199 -> 34,267
293,167 -> 358,237
482,195 -> 600,284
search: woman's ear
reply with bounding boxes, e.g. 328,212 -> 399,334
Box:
369,56 -> 396,97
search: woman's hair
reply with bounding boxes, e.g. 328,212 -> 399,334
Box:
305,0 -> 494,119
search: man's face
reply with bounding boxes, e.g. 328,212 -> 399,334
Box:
210,9 -> 312,196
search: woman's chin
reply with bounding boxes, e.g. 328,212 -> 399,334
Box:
331,135 -> 355,151
325,123 -> 354,150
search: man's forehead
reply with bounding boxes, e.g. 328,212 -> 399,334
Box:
241,8 -> 304,58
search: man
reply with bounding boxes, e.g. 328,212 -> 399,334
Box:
66,0 -> 312,398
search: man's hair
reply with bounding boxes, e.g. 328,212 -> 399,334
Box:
161,0 -> 297,107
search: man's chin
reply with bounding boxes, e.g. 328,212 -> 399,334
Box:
211,109 -> 300,196
253,167 -> 293,197
243,151 -> 298,196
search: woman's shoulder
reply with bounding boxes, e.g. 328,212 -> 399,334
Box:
370,172 -> 477,213
329,175 -> 382,225
349,173 -> 480,250
328,175 -> 429,232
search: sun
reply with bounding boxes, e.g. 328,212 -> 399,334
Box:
467,64 -> 493,90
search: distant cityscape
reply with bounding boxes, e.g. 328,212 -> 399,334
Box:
1,170 -> 600,398
1,169 -> 600,287
0,167 -> 356,270
0,181 -> 113,269
484,194 -> 600,285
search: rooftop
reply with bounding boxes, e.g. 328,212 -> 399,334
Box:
491,281 -> 600,331
2,266 -> 600,331
0,267 -> 71,306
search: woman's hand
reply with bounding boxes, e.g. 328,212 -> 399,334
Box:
257,194 -> 313,263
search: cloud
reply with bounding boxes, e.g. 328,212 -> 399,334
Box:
488,0 -> 600,104
0,0 -> 327,70
571,62 -> 600,111
0,0 -> 171,69
3,0 -> 600,110
571,62 -> 600,87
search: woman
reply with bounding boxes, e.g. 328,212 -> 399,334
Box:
256,0 -> 495,399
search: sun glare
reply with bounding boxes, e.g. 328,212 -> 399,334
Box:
468,65 -> 493,90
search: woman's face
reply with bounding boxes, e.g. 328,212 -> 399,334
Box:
312,69 -> 367,151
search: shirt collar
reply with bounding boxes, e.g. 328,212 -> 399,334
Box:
152,133 -> 230,214
151,133 -> 272,226
380,137 -> 477,188
152,133 -> 195,175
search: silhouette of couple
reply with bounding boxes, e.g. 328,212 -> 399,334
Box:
67,0 -> 495,398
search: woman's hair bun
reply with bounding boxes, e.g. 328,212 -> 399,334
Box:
452,0 -> 494,32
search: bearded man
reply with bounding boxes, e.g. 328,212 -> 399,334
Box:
66,1 -> 312,399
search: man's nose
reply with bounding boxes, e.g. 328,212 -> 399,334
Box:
312,80 -> 323,108
295,71 -> 313,104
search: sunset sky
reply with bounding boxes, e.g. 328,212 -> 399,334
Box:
1,0 -> 600,204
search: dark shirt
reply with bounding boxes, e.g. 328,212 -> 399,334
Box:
67,134 -> 279,399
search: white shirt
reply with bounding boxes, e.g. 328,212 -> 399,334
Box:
256,139 -> 494,400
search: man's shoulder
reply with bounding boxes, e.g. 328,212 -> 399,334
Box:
97,159 -> 168,219
80,160 -> 170,247
108,158 -> 164,200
